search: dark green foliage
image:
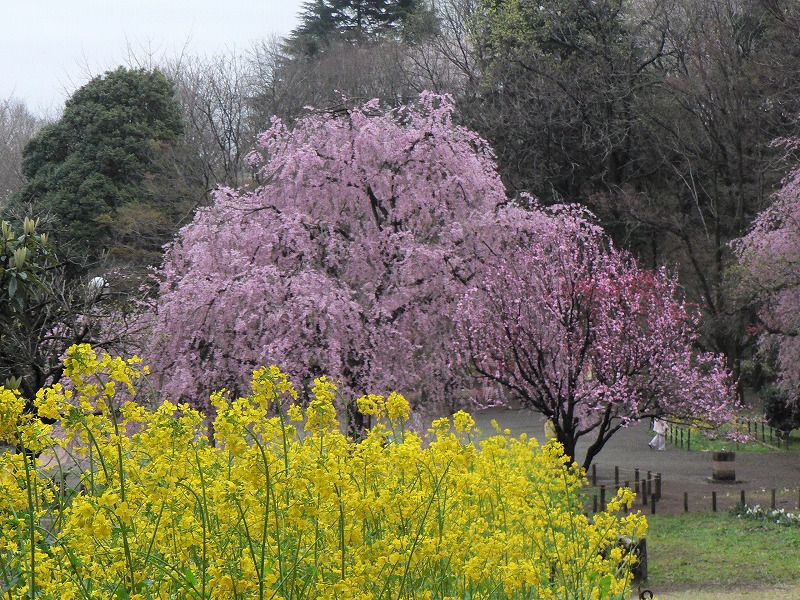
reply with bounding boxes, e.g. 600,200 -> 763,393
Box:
7,67 -> 195,272
0,218 -> 55,336
1,217 -> 133,405
1,218 -> 65,400
287,0 -> 427,56
468,0 -> 648,199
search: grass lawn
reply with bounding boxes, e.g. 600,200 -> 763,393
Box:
645,586 -> 800,600
643,512 -> 800,598
668,424 -> 789,453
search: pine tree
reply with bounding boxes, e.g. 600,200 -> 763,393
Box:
287,0 -> 424,56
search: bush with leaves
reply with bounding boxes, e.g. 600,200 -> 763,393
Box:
1,218 -> 135,409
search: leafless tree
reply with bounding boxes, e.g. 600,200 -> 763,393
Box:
573,0 -> 800,387
163,52 -> 256,190
246,2 -> 479,128
405,0 -> 481,94
247,36 -> 419,126
0,97 -> 43,210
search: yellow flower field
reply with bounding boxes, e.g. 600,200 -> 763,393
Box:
1,345 -> 646,600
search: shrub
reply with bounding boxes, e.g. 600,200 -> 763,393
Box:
0,345 -> 646,599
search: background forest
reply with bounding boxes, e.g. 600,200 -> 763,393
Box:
2,0 -> 800,450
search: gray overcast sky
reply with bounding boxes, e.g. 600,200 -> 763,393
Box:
1,1 -> 303,115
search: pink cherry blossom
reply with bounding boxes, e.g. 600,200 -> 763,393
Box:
143,93 -> 741,463
143,93 -> 505,417
456,203 -> 741,468
733,156 -> 800,396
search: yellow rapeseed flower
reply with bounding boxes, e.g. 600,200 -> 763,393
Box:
0,345 -> 646,600
0,387 -> 24,443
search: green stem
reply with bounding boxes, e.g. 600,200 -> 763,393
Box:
337,485 -> 346,581
176,482 -> 208,599
108,403 -> 136,593
392,457 -> 454,600
0,497 -> 21,599
18,429 -> 37,599
243,424 -> 272,600
193,448 -> 209,600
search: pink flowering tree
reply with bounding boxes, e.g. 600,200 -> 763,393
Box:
144,93 -> 506,421
456,204 -> 742,468
732,158 -> 800,398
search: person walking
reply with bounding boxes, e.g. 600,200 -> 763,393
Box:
649,418 -> 667,451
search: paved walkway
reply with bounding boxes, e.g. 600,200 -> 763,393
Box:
471,407 -> 800,515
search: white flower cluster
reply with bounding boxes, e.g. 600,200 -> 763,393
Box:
733,503 -> 800,527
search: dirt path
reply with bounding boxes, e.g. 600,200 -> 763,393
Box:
470,407 -> 800,515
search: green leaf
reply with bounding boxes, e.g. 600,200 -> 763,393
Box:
598,574 -> 612,598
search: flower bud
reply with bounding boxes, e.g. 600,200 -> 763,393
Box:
1,221 -> 12,241
23,216 -> 37,236
13,247 -> 28,270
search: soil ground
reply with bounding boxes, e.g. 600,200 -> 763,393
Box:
470,407 -> 800,516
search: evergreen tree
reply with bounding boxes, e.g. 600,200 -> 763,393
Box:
287,0 -> 427,56
6,67 -> 198,276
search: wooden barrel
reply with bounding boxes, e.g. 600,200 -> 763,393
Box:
712,451 -> 736,481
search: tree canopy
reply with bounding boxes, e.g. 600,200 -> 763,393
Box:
463,0 -> 800,377
144,93 -> 505,422
6,67 -> 197,275
287,0 -> 430,56
455,202 -> 741,468
143,93 -> 741,464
